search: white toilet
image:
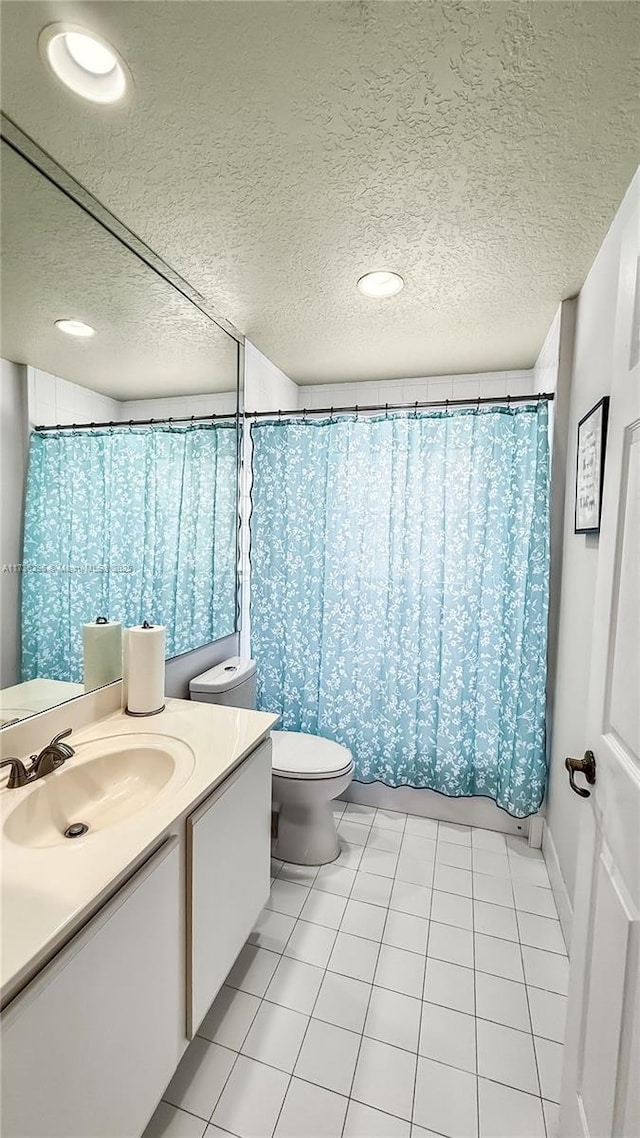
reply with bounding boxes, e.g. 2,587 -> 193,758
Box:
189,657 -> 354,865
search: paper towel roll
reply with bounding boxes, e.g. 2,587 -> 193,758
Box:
83,618 -> 122,693
125,622 -> 166,715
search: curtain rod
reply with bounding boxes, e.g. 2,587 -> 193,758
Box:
245,391 -> 554,419
34,411 -> 238,432
35,391 -> 553,432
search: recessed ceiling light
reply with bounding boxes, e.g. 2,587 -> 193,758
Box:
65,32 -> 117,76
39,24 -> 130,104
55,319 -> 95,338
357,271 -> 404,299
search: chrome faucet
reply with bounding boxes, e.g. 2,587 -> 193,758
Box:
0,728 -> 75,789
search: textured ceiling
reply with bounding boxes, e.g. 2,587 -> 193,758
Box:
0,143 -> 238,397
1,1 -> 638,384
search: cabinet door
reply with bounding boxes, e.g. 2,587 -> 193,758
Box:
188,740 -> 271,1035
1,839 -> 182,1138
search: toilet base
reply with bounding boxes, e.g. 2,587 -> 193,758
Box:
275,800 -> 341,866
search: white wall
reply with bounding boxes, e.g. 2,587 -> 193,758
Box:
545,170 -> 640,936
121,391 -> 237,419
534,309 -> 562,395
28,367 -> 237,427
244,340 -> 299,413
1,359 -> 28,687
300,368 -> 536,409
28,367 -> 120,428
240,342 -> 298,655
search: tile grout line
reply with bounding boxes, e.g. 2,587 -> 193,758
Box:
517,900 -> 550,1134
303,853 -> 558,913
263,896 -> 568,972
339,807 -> 413,1135
235,906 -> 568,1002
472,838 -> 481,1138
243,944 -> 325,1133
203,996 -> 264,1130
257,835 -> 566,1019
410,843 -> 436,1132
206,854 -> 325,1135
480,840 -> 550,1129
268,826 -> 375,1138
159,1101 -> 219,1134
198,1030 -> 557,1126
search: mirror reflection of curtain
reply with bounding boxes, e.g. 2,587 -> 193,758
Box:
250,403 -> 550,819
21,423 -> 237,682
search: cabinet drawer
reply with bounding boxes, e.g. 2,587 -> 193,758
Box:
1,839 -> 182,1138
187,740 -> 271,1035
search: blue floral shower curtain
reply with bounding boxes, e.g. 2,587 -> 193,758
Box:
250,403 -> 550,818
22,422 -> 238,682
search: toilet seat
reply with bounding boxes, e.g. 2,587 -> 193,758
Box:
271,730 -> 353,780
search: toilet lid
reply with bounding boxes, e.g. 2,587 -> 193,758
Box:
271,731 -> 353,780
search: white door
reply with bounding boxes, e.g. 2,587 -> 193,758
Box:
559,201 -> 640,1135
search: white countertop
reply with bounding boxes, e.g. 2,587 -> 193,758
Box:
0,679 -> 85,727
1,697 -> 278,1006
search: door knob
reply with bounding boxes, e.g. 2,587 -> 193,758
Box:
565,750 -> 597,797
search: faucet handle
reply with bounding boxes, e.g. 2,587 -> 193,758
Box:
50,728 -> 75,757
51,728 -> 72,746
0,758 -> 32,789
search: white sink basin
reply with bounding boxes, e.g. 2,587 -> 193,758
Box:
3,734 -> 195,848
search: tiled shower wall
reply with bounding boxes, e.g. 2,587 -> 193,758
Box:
299,368 -> 543,411
27,366 -> 237,428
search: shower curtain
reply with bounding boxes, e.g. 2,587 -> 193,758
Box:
21,422 -> 238,682
250,403 -> 550,818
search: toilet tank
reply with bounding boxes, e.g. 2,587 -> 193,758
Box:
189,656 -> 257,709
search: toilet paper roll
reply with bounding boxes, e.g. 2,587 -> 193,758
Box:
125,622 -> 166,715
82,618 -> 122,693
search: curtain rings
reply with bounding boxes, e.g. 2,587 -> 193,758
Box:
385,402 -> 389,419
329,406 -> 335,423
414,401 -> 419,418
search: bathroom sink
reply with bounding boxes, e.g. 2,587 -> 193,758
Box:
3,735 -> 195,848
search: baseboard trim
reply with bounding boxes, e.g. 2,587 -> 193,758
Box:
542,820 -> 573,953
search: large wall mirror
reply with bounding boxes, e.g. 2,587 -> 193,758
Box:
0,132 -> 241,728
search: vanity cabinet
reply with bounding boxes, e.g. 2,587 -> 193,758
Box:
1,839 -> 182,1138
187,738 -> 272,1035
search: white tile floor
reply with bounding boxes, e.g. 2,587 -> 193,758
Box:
144,803 -> 568,1138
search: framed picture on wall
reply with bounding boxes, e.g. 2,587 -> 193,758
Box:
575,396 -> 610,534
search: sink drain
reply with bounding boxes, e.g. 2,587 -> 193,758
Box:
64,822 -> 89,839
